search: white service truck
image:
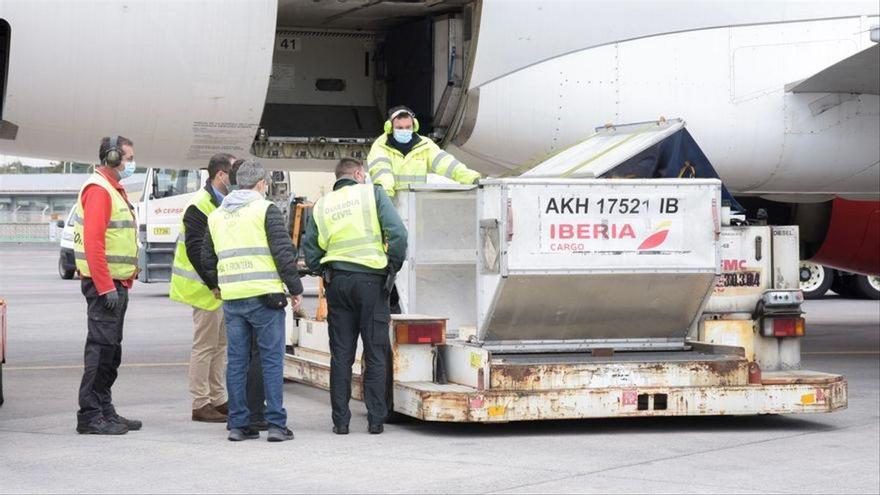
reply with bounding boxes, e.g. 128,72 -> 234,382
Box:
136,167 -> 312,282
283,120 -> 846,422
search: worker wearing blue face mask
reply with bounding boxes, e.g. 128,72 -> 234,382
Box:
170,153 -> 236,424
366,106 -> 481,198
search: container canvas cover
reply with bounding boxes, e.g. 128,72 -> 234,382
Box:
521,119 -> 742,211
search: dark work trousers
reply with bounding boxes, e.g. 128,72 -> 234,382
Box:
246,334 -> 266,424
77,278 -> 129,426
326,271 -> 391,427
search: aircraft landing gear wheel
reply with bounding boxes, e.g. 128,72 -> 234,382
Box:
850,275 -> 880,300
799,261 -> 833,299
58,256 -> 75,280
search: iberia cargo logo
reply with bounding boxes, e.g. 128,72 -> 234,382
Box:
637,221 -> 672,250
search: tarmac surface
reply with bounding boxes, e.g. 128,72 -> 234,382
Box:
0,244 -> 878,494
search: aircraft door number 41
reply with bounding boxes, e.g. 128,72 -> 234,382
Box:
276,37 -> 301,52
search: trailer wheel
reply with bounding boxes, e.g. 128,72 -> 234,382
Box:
799,262 -> 833,299
58,256 -> 75,280
850,275 -> 880,300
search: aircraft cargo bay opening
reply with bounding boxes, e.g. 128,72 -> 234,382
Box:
255,0 -> 474,164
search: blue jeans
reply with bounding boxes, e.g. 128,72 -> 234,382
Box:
223,297 -> 287,429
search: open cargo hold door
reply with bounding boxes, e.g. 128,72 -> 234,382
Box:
520,119 -> 743,212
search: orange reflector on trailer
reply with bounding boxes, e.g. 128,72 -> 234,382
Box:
393,318 -> 446,345
762,317 -> 805,337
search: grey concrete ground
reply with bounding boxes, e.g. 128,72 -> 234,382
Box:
0,244 -> 878,494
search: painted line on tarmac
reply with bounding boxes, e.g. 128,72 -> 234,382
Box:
802,351 -> 880,355
4,362 -> 189,371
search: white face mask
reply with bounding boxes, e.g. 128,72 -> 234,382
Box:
219,175 -> 231,194
393,129 -> 413,143
119,160 -> 136,179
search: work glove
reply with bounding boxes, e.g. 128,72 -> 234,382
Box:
102,290 -> 120,311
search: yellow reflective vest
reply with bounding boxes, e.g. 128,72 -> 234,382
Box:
73,172 -> 138,280
169,189 -> 222,311
313,183 -> 387,270
366,134 -> 480,197
207,199 -> 284,300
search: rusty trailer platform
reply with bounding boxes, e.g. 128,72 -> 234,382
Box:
283,339 -> 847,423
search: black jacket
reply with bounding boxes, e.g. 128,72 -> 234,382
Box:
182,181 -> 222,285
302,178 -> 407,276
201,198 -> 304,297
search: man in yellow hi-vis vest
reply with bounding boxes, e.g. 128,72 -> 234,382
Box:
169,152 -> 235,424
202,161 -> 303,443
367,106 -> 481,198
74,135 -> 141,435
302,158 -> 407,435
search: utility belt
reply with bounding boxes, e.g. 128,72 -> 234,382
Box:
322,266 -> 395,294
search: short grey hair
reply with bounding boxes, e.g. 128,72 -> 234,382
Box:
235,160 -> 268,189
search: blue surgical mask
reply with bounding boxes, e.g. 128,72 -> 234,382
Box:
393,129 -> 413,143
119,160 -> 136,179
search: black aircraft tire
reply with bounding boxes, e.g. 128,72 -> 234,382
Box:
831,275 -> 855,298
850,275 -> 880,300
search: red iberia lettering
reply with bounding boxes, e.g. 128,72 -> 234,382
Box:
549,223 -> 636,240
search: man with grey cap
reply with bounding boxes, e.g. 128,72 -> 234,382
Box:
201,160 -> 303,442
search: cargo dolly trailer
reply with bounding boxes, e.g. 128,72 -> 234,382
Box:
284,120 -> 846,422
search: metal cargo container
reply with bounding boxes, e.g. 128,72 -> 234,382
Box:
476,178 -> 722,352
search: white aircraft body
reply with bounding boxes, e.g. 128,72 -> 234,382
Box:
1,0 -> 879,274
0,0 -> 876,202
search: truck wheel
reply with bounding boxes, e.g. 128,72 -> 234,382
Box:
58,256 -> 75,280
850,275 -> 880,300
799,261 -> 833,299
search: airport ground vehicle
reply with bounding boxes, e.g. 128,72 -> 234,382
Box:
52,169 -> 207,283
57,167 -> 332,283
57,206 -> 77,280
283,121 -> 847,422
799,261 -> 880,300
136,167 -> 331,282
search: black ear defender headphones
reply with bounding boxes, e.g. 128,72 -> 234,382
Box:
384,106 -> 420,134
103,135 -> 122,167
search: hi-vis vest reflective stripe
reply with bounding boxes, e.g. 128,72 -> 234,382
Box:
313,183 -> 387,270
366,134 -> 480,197
207,199 -> 284,300
169,189 -> 221,311
73,172 -> 138,280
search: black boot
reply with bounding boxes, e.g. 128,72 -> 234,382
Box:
107,413 -> 142,431
77,416 -> 128,435
228,426 -> 260,441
